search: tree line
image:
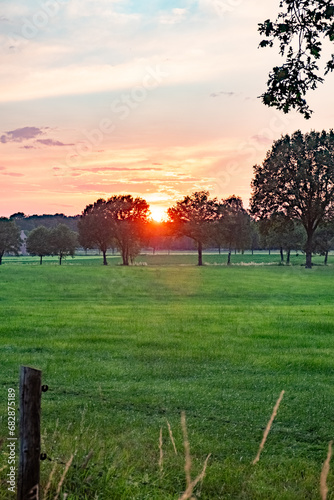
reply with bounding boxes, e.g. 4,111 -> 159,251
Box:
1,130 -> 334,268
0,221 -> 77,265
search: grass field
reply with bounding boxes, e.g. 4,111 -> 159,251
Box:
1,254 -> 334,499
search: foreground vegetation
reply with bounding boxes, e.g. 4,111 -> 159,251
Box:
1,257 -> 334,498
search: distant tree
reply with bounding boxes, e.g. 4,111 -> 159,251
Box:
0,218 -> 21,265
257,218 -> 273,255
143,220 -> 168,255
313,222 -> 334,265
106,195 -> 150,266
266,214 -> 290,262
280,221 -> 305,264
78,199 -> 115,265
259,0 -> 334,118
50,224 -> 78,265
26,226 -> 52,264
250,130 -> 334,268
249,220 -> 261,255
261,213 -> 305,264
10,214 -> 78,232
218,196 -> 251,264
10,212 -> 26,220
211,217 -> 225,254
167,191 -> 218,266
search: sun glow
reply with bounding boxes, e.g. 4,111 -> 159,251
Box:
150,206 -> 167,222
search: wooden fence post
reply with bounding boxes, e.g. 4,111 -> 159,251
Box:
17,366 -> 42,500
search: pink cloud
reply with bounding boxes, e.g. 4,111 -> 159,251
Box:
73,166 -> 163,173
1,127 -> 45,143
1,172 -> 24,177
36,139 -> 75,147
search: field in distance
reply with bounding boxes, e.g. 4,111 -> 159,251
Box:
1,250 -> 331,267
0,263 -> 334,498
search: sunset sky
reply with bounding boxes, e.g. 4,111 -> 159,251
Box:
1,0 -> 333,219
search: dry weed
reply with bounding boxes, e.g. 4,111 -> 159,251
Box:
178,412 -> 211,500
159,427 -> 163,473
167,419 -> 178,455
43,463 -> 57,499
320,440 -> 333,500
53,454 -> 74,500
252,390 -> 285,464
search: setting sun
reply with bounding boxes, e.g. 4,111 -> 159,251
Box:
150,206 -> 167,222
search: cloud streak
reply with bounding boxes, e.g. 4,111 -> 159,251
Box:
36,138 -> 75,147
210,91 -> 239,98
0,126 -> 45,143
1,172 -> 24,177
72,166 -> 164,173
0,166 -> 24,177
0,127 -> 75,148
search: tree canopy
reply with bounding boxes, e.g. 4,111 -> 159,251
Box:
0,218 -> 21,265
26,226 -> 52,264
250,129 -> 334,267
258,214 -> 305,263
78,199 -> 115,265
259,0 -> 334,118
313,221 -> 334,264
167,191 -> 218,266
106,195 -> 150,266
49,224 -> 78,265
217,196 -> 251,264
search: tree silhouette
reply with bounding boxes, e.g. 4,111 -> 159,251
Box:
250,130 -> 334,268
259,0 -> 334,118
313,221 -> 334,264
0,218 -> 21,265
50,224 -> 78,265
106,195 -> 150,266
218,196 -> 251,265
258,214 -> 305,264
78,199 -> 115,265
26,226 -> 52,264
167,191 -> 218,266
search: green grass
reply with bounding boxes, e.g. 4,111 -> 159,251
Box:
1,249 -> 329,267
1,257 -> 334,498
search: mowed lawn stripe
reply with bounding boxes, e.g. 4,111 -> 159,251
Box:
1,263 -> 334,498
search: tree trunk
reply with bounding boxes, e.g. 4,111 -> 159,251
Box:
305,233 -> 313,269
269,249 -> 271,255
280,247 -> 284,263
122,255 -> 128,265
102,250 -> 108,266
252,248 -> 254,255
59,253 -> 62,266
324,251 -> 329,266
122,245 -> 129,266
286,250 -> 291,265
0,253 -> 2,265
218,245 -> 221,255
227,250 -> 231,265
197,241 -> 203,266
40,255 -> 43,265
